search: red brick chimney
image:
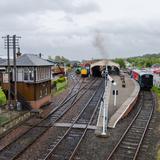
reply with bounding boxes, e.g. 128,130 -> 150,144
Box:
17,47 -> 22,58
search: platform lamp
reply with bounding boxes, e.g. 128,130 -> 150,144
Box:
101,64 -> 108,136
101,65 -> 116,136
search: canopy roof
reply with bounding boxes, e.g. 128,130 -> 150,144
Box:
90,59 -> 120,69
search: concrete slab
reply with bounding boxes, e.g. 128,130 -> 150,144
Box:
95,74 -> 140,134
108,79 -> 140,128
54,123 -> 97,130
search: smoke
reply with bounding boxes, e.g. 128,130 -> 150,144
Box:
93,31 -> 108,58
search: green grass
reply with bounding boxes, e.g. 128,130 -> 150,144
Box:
51,80 -> 68,96
53,88 -> 66,96
56,81 -> 68,91
152,86 -> 160,97
157,146 -> 160,160
152,86 -> 160,112
0,116 -> 9,125
151,86 -> 160,159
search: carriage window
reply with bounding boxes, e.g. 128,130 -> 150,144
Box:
145,75 -> 149,78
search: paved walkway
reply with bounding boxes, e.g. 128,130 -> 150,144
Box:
108,79 -> 140,128
95,74 -> 140,135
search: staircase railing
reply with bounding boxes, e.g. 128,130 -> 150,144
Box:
10,83 -> 32,110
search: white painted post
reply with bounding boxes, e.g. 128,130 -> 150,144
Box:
114,90 -> 116,106
102,97 -> 106,135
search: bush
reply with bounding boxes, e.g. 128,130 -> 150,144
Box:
0,87 -> 7,106
152,86 -> 160,97
58,77 -> 65,83
52,76 -> 66,86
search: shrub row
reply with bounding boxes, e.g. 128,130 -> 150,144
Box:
0,87 -> 7,106
52,76 -> 67,86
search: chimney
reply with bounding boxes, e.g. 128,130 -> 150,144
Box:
39,53 -> 42,58
16,47 -> 22,58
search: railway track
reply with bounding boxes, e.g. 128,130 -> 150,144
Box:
105,91 -> 155,160
0,77 -> 83,140
42,79 -> 104,160
0,78 -> 99,160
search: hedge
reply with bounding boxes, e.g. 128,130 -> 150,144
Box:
0,87 -> 7,106
52,76 -> 66,86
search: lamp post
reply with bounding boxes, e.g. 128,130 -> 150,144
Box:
101,65 -> 116,136
101,65 -> 108,135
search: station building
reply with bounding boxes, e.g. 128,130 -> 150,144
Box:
0,54 -> 53,109
90,60 -> 120,77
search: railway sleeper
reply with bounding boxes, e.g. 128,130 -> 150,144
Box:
129,128 -> 144,133
69,130 -> 83,136
120,144 -> 137,150
137,115 -> 150,119
113,153 -> 134,160
123,138 -> 140,143
132,122 -> 148,128
125,135 -> 142,140
121,141 -> 138,147
131,126 -> 145,130
116,148 -> 135,155
77,118 -> 89,123
127,130 -> 143,134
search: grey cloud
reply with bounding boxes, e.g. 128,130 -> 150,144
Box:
89,19 -> 160,58
0,0 -> 100,16
0,0 -> 160,60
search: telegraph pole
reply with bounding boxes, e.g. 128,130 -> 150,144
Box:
13,35 -> 17,105
7,35 -> 11,107
2,35 -> 21,107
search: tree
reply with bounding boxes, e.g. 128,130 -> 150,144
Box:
114,58 -> 126,68
55,56 -> 62,62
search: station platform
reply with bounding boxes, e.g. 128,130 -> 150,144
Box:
96,74 -> 140,135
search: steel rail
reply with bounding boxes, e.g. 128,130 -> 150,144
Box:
105,91 -> 154,160
132,92 -> 154,160
0,78 -> 97,160
43,80 -> 104,160
10,78 -> 98,160
0,77 -> 83,140
69,91 -> 104,160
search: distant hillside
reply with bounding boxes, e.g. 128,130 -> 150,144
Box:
127,53 -> 160,68
141,53 -> 160,58
128,53 -> 160,59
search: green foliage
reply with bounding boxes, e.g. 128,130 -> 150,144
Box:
114,58 -> 126,68
0,87 -> 6,106
152,86 -> 160,112
127,54 -> 160,68
56,81 -> 67,91
57,77 -> 66,83
66,63 -> 71,67
152,86 -> 160,97
48,55 -> 70,64
52,76 -> 66,86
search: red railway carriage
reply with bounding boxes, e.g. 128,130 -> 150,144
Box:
131,69 -> 153,89
132,70 -> 139,81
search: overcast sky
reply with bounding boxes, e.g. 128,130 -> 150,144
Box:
0,0 -> 160,60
